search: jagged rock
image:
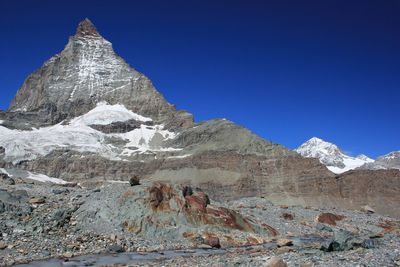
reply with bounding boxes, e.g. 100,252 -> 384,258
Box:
320,230 -> 377,252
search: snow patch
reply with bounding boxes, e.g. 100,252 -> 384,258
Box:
70,102 -> 152,126
26,172 -> 69,184
167,154 -> 192,159
0,103 -> 179,163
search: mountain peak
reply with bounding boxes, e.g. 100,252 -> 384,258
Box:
75,18 -> 101,38
295,137 -> 374,174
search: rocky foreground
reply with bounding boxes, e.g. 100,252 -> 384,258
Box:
1,175 -> 399,266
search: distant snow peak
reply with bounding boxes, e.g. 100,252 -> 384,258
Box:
295,137 -> 374,174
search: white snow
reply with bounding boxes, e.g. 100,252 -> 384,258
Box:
167,154 -> 192,159
0,168 -> 68,184
0,120 -> 4,124
295,137 -> 374,174
70,102 -> 152,125
105,180 -> 129,184
26,172 -> 69,184
0,103 -> 178,163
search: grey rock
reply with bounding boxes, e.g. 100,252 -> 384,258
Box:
321,230 -> 377,252
0,189 -> 31,215
107,244 -> 125,253
52,188 -> 69,195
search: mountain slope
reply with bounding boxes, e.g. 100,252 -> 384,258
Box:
8,19 -> 192,128
295,137 -> 373,174
358,151 -> 400,170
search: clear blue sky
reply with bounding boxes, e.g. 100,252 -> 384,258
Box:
0,0 -> 399,158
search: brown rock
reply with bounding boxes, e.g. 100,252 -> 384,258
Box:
265,256 -> 288,267
129,175 -> 140,186
277,238 -> 293,247
0,242 -> 6,250
202,234 -> 221,248
316,213 -> 344,226
29,197 -> 45,204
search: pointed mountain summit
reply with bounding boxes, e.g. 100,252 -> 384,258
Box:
8,19 -> 192,127
295,137 -> 374,173
75,18 -> 101,37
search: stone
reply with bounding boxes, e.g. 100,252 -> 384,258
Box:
316,213 -> 344,226
52,188 -> 69,195
277,238 -> 293,247
63,252 -> 73,258
265,256 -> 288,267
29,198 -> 45,204
320,230 -> 376,252
361,205 -> 375,214
0,241 -> 6,249
203,235 -> 221,249
129,176 -> 140,186
281,212 -> 294,220
315,223 -> 333,232
107,244 -> 125,253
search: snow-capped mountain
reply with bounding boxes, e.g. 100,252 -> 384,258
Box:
358,151 -> 400,171
295,137 -> 374,174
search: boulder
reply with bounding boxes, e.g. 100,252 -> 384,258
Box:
129,175 -> 140,186
265,256 -> 288,267
316,213 -> 344,226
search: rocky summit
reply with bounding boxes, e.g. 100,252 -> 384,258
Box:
0,19 -> 399,266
